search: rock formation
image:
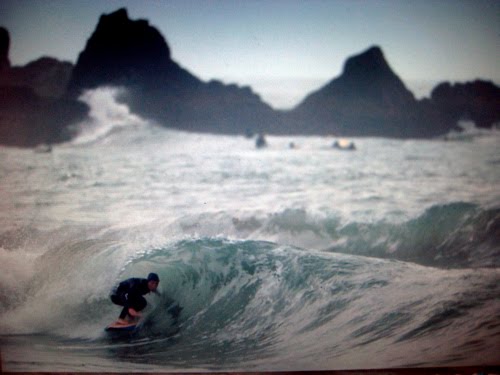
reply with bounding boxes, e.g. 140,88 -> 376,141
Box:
68,8 -> 279,134
2,57 -> 73,98
287,46 -> 443,137
430,80 -> 500,129
0,86 -> 87,146
68,8 -> 173,94
0,28 -> 88,147
1,8 -> 499,147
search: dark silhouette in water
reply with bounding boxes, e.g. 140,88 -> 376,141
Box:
332,140 -> 356,150
255,133 -> 268,149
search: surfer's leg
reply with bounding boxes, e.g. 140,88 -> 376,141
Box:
119,295 -> 147,323
111,293 -> 131,323
119,306 -> 129,320
129,295 -> 147,313
111,293 -> 125,306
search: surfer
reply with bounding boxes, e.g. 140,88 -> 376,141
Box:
255,133 -> 267,149
110,272 -> 160,325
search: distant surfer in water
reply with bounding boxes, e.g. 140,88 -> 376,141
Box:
110,273 -> 160,325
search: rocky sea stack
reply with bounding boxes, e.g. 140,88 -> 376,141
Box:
68,8 -> 278,134
288,47 -> 444,137
0,8 -> 499,147
0,28 -> 87,147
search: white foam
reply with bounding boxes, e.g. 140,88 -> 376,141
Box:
71,86 -> 148,145
0,247 -> 38,305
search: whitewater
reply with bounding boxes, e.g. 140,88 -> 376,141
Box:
0,87 -> 499,372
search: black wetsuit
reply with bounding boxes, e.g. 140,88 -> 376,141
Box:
110,278 -> 151,319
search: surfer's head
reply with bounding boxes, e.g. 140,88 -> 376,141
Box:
147,272 -> 160,291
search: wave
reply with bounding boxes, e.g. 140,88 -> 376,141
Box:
1,236 -> 498,369
1,201 -> 497,307
325,202 -> 500,268
167,202 -> 500,269
441,120 -> 500,142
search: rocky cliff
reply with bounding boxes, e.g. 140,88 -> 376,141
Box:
1,8 -> 499,147
0,28 -> 87,147
430,80 -> 500,130
68,8 -> 279,135
287,46 -> 468,138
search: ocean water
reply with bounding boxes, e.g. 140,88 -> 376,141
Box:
0,88 -> 499,372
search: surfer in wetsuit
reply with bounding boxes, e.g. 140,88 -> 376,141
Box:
110,273 -> 160,324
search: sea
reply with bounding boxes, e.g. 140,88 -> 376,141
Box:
0,87 -> 499,372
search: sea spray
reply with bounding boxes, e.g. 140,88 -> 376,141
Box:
71,86 -> 148,145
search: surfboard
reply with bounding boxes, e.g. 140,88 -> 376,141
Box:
105,321 -> 138,332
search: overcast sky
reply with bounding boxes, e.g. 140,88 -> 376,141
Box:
1,0 -> 498,108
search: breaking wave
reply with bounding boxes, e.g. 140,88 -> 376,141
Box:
71,86 -> 149,145
0,235 -> 498,370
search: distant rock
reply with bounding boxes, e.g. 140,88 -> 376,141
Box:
0,28 -> 87,147
1,8 -> 499,147
430,80 -> 500,129
287,46 -> 432,137
0,86 -> 87,147
286,46 -> 500,137
1,57 -> 73,98
68,8 -> 173,94
68,8 -> 279,134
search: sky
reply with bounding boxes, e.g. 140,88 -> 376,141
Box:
1,0 -> 499,109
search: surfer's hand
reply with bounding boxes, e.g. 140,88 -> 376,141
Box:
128,308 -> 142,318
